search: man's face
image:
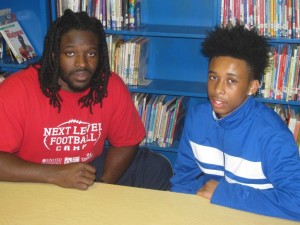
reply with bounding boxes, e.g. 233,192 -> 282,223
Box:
207,56 -> 258,118
58,29 -> 99,92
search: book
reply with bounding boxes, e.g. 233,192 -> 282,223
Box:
0,21 -> 36,64
57,0 -> 80,17
134,0 -> 142,27
135,37 -> 151,86
0,8 -> 16,25
128,0 -> 136,29
122,0 -> 129,28
287,106 -> 299,136
0,70 -> 14,84
158,97 -> 177,147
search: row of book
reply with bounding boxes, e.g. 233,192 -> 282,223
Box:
221,0 -> 300,38
267,103 -> 300,153
132,93 -> 187,148
0,8 -> 37,64
56,0 -> 141,29
259,44 -> 300,101
106,35 -> 151,86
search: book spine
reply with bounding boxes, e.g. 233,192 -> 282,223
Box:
128,0 -> 135,29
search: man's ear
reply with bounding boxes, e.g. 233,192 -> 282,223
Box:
249,80 -> 260,95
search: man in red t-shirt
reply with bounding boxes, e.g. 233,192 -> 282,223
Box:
0,10 -> 172,190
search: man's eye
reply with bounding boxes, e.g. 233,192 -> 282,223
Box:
88,52 -> 96,57
66,52 -> 74,56
228,79 -> 237,84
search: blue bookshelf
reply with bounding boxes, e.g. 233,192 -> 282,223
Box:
48,0 -> 300,163
0,0 -> 50,71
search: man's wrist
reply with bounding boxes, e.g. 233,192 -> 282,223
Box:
98,178 -> 105,183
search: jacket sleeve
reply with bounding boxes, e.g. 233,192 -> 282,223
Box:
170,108 -> 207,194
211,131 -> 300,222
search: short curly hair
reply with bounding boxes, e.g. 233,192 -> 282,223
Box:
201,23 -> 269,81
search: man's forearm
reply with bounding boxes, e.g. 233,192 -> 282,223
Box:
100,145 -> 138,183
0,152 -> 96,190
0,152 -> 52,183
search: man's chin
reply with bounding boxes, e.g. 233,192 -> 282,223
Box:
69,84 -> 90,92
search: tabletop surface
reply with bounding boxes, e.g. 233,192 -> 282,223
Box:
0,182 -> 298,225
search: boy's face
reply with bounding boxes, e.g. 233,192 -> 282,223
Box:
58,29 -> 99,92
207,56 -> 259,118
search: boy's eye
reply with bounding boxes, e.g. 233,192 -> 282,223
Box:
228,79 -> 237,84
208,75 -> 217,80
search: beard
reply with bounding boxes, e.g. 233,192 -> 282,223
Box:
59,69 -> 94,92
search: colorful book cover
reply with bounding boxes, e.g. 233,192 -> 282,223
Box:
0,21 -> 36,64
282,44 -> 292,100
144,95 -> 156,142
128,0 -> 136,29
0,8 -> 16,25
157,97 -> 177,147
147,95 -> 160,143
110,0 -> 117,29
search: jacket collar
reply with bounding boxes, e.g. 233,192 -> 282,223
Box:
212,96 -> 256,128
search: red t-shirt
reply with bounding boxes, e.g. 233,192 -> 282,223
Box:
0,66 -> 145,164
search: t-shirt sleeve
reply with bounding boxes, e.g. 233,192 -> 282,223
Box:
105,73 -> 145,147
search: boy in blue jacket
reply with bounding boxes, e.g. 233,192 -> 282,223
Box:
170,23 -> 300,221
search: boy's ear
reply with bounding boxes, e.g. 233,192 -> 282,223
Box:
249,80 -> 260,95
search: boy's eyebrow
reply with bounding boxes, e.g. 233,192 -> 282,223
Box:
226,72 -> 238,77
208,70 -> 239,78
208,70 -> 217,74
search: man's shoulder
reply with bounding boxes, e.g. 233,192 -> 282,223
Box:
107,72 -> 128,91
109,72 -> 125,84
1,66 -> 39,89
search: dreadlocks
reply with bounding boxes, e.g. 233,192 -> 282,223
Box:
35,9 -> 111,113
202,23 -> 269,81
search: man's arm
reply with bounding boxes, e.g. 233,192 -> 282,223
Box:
99,145 -> 138,183
0,152 -> 96,190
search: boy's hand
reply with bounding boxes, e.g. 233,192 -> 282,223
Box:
196,179 -> 219,200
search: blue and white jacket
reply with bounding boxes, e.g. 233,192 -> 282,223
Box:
170,96 -> 300,221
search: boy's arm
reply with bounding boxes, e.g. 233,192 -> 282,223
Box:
170,111 -> 206,194
99,145 -> 138,183
0,152 -> 96,190
209,142 -> 300,221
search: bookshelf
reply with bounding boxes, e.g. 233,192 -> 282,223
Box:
0,0 -> 50,72
2,0 -> 300,163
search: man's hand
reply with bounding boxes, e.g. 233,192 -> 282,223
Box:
0,152 -> 96,190
49,163 -> 96,190
197,179 -> 219,200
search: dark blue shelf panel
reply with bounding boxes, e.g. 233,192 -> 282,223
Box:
106,25 -> 214,39
255,97 -> 300,106
129,79 -> 207,97
143,142 -> 179,153
268,37 -> 300,44
0,57 -> 40,71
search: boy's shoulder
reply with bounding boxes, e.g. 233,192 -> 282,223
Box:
254,101 -> 289,130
